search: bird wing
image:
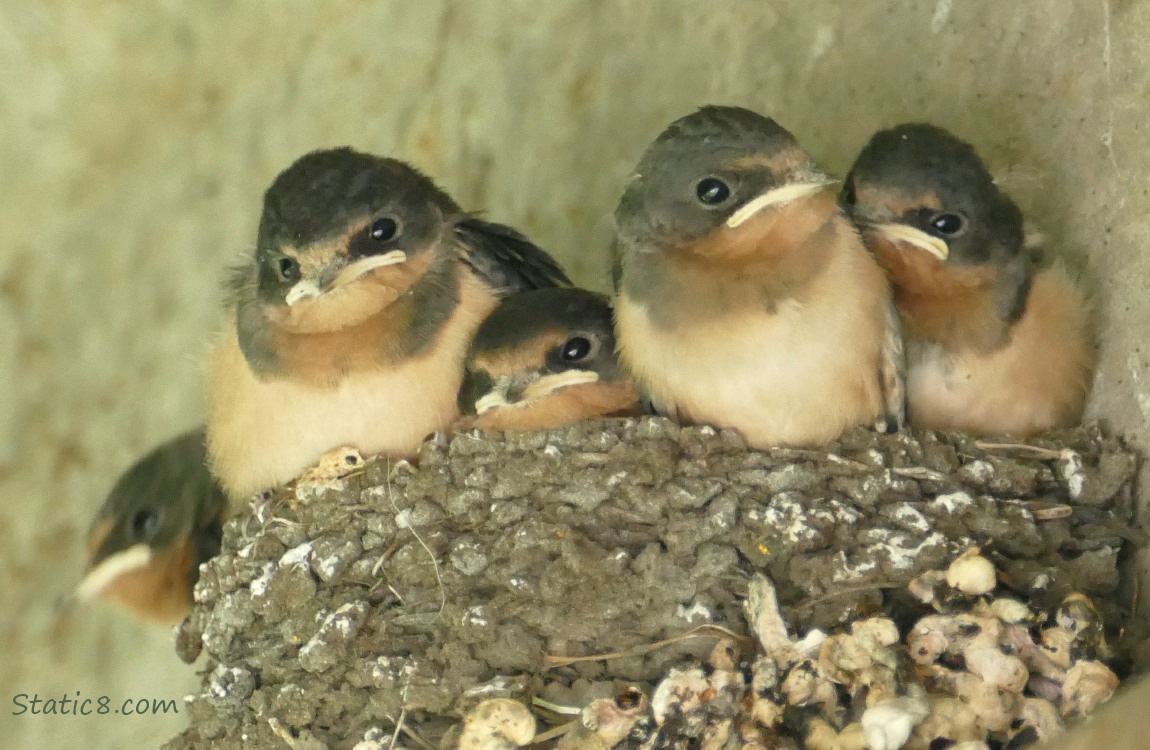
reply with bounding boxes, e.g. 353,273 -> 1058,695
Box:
455,217 -> 572,295
877,298 -> 907,433
609,237 -> 624,292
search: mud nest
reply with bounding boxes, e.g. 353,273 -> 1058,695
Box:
165,418 -> 1141,750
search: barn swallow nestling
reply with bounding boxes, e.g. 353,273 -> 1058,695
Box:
78,428 -> 225,625
454,287 -> 640,432
207,148 -> 570,500
841,124 -> 1094,436
612,105 -> 904,449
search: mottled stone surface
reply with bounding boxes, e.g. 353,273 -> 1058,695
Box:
3,3 -> 1149,749
166,419 -> 1137,748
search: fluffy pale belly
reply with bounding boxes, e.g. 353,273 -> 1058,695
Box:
207,332 -> 464,498
207,285 -> 496,499
905,269 -> 1093,436
615,294 -> 884,448
907,341 -> 1087,436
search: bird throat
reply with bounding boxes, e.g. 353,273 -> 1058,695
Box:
245,251 -> 459,385
627,193 -> 840,331
872,237 -> 1014,353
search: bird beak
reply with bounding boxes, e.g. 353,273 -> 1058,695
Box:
519,370 -> 600,401
327,250 -> 408,290
76,543 -> 153,601
871,223 -> 949,261
474,389 -> 511,415
726,178 -> 836,229
473,370 -> 601,414
285,249 -> 408,306
284,279 -> 323,306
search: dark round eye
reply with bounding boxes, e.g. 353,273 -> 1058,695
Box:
370,217 -> 398,242
130,508 -> 161,539
695,177 -> 731,206
929,212 -> 965,236
276,256 -> 300,283
561,336 -> 593,362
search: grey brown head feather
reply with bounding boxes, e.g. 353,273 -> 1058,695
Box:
80,428 -> 225,601
255,148 -> 460,308
614,106 -> 813,251
459,288 -> 623,415
613,106 -> 832,303
230,148 -> 569,375
842,123 -> 1032,325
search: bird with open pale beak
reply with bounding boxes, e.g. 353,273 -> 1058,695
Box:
612,105 -> 904,449
207,148 -> 570,502
455,287 -> 640,432
842,123 -> 1094,436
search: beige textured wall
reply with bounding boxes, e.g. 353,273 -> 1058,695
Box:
1,2 -> 1146,748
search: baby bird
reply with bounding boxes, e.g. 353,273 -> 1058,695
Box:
207,148 -> 569,500
842,123 -> 1094,436
613,105 -> 904,449
79,428 -> 225,624
455,287 -> 640,432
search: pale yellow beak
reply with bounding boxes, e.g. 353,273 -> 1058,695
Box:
474,391 -> 510,415
872,223 -> 949,261
519,370 -> 600,402
725,179 -> 835,229
76,544 -> 153,600
285,249 -> 408,306
328,249 -> 408,289
474,370 -> 601,414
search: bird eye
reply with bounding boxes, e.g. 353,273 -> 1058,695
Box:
928,212 -> 965,236
695,177 -> 731,206
370,217 -> 398,242
130,508 -> 161,539
276,256 -> 300,283
561,336 -> 593,362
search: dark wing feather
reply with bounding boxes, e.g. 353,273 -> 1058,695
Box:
609,236 -> 624,292
455,217 -> 571,295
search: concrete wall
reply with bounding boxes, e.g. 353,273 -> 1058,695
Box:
0,2 -> 1145,748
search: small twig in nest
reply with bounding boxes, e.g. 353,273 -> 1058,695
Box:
974,440 -> 1065,459
399,725 -> 437,750
891,466 -> 947,481
530,720 -> 579,745
387,708 -> 407,750
385,457 -> 446,623
531,697 -> 581,715
544,624 -> 748,668
268,718 -> 328,750
1023,501 -> 1074,520
795,581 -> 904,610
382,708 -> 438,750
371,542 -> 401,577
